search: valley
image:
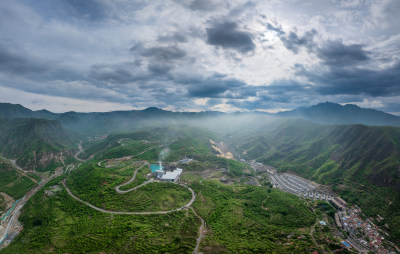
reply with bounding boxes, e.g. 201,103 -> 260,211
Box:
1,0 -> 399,252
0,102 -> 399,253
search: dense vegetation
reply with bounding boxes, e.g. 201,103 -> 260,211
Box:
68,160 -> 192,212
189,181 -> 316,252
0,157 -> 37,200
1,102 -> 400,251
1,177 -> 200,254
234,119 -> 400,241
0,118 -> 79,171
2,175 -> 322,253
118,164 -> 149,191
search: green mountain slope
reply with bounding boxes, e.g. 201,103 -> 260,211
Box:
0,118 -> 80,171
0,156 -> 38,202
234,119 -> 400,241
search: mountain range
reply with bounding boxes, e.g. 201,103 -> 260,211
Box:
0,101 -> 399,243
1,101 -> 399,171
1,101 -> 400,135
276,102 -> 400,126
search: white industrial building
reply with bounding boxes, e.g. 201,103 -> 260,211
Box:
160,168 -> 183,182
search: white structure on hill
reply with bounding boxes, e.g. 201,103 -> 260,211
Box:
160,168 -> 183,182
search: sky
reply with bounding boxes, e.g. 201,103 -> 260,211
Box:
0,0 -> 399,114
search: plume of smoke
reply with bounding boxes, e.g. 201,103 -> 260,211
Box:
159,148 -> 170,162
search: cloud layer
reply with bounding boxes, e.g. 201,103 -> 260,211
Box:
0,0 -> 399,114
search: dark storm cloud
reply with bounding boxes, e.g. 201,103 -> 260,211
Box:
268,23 -> 370,68
187,76 -> 245,97
266,23 -> 316,53
0,44 -> 49,75
180,73 -> 254,98
316,40 -> 370,67
305,61 -> 400,97
267,22 -> 399,99
289,38 -> 398,98
206,21 -> 255,53
1,0 -> 399,113
147,63 -> 173,75
281,30 -> 317,54
265,23 -> 285,35
130,44 -> 188,74
89,61 -> 146,85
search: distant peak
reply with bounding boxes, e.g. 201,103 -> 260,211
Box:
143,107 -> 164,112
343,103 -> 360,108
315,102 -> 341,107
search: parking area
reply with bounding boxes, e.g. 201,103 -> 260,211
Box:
269,173 -> 333,201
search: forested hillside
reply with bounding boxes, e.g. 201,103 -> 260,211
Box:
0,118 -> 79,171
0,156 -> 38,202
234,119 -> 400,241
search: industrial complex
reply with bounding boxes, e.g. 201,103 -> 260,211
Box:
150,163 -> 183,183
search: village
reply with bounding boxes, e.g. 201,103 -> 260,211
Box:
336,206 -> 399,253
244,159 -> 399,254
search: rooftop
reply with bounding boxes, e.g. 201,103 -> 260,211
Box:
162,168 -> 183,180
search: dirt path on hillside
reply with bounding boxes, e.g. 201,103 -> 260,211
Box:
1,157 -> 39,184
191,207 -> 206,254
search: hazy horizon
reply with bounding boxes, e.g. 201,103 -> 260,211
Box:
2,100 -> 400,118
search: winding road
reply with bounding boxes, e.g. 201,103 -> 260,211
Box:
74,142 -> 85,162
65,140 -> 206,251
63,161 -> 196,215
115,162 -> 150,194
191,207 -> 206,254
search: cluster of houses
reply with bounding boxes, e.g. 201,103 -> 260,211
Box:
336,206 -> 396,253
